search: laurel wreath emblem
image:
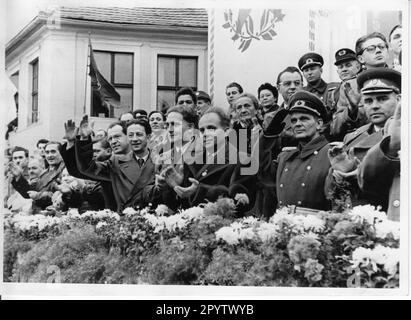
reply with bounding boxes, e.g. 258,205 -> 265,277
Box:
222,9 -> 285,52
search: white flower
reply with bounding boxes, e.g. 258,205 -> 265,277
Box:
155,204 -> 169,216
269,210 -> 294,226
96,221 -> 108,230
351,245 -> 400,276
256,222 -> 277,242
238,227 -> 255,241
349,205 -> 387,225
375,220 -> 400,240
180,206 -> 204,220
215,226 -> 239,245
292,215 -> 325,233
123,207 -> 138,216
241,216 -> 259,226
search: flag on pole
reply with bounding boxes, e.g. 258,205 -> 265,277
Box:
88,39 -> 121,108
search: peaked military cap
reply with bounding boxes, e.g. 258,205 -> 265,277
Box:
298,52 -> 324,71
334,48 -> 357,66
289,91 -> 327,120
357,68 -> 401,94
195,90 -> 211,102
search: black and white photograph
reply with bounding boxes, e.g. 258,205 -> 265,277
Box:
0,0 -> 408,298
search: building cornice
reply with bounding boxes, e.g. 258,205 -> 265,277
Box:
6,15 -> 208,57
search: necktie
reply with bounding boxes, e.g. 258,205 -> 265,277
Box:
137,158 -> 144,168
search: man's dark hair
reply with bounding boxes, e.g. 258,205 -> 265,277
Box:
45,141 -> 62,153
258,82 -> 279,100
126,118 -> 152,135
202,107 -> 231,130
167,105 -> 199,129
108,121 -> 127,135
95,138 -> 111,149
148,110 -> 166,121
36,139 -> 49,148
12,146 -> 29,158
175,87 -> 197,104
355,32 -> 388,55
389,25 -> 402,42
225,82 -> 243,94
276,66 -> 303,85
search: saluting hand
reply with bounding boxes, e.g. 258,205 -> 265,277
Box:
387,101 -> 401,157
174,178 -> 199,199
264,108 -> 287,136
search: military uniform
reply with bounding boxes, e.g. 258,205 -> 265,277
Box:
329,48 -> 367,141
338,68 -> 401,211
343,123 -> 384,161
262,91 -> 333,211
276,135 -> 332,210
358,135 -> 400,220
298,52 -> 340,113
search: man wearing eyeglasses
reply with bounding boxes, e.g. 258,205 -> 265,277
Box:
330,33 -> 390,141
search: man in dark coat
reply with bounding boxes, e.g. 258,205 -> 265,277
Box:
262,91 -> 334,211
157,107 -> 255,215
11,142 -> 66,211
76,119 -> 156,212
61,118 -> 117,210
331,32 -> 390,140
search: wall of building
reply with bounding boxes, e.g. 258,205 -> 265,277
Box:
6,24 -> 208,151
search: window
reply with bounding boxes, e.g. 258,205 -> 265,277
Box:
91,51 -> 133,118
30,59 -> 39,124
157,55 -> 198,113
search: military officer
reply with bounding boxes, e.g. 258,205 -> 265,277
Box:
343,68 -> 401,161
298,52 -> 339,113
330,48 -> 366,141
274,91 -> 333,211
298,52 -> 339,141
331,68 -> 401,212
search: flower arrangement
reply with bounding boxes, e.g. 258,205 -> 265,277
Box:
3,202 -> 399,288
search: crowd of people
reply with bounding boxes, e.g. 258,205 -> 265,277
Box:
4,27 -> 402,222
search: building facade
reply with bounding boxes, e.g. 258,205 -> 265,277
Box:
5,7 -> 208,151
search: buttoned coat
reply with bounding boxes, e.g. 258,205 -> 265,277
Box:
75,137 -> 155,212
61,142 -> 117,210
160,145 -> 256,215
358,136 -> 400,221
276,135 -> 332,211
343,123 -> 384,161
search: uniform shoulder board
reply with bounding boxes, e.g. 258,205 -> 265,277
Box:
281,147 -> 298,152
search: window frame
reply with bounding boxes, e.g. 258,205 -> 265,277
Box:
156,54 -> 198,109
30,59 -> 39,124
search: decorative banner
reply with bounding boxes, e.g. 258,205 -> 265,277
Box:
221,9 -> 286,52
209,8 -> 310,110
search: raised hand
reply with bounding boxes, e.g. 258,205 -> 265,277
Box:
387,101 -> 401,156
79,115 -> 95,140
343,81 -> 361,111
8,162 -> 23,178
63,119 -> 78,141
264,108 -> 287,136
174,178 -> 199,199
